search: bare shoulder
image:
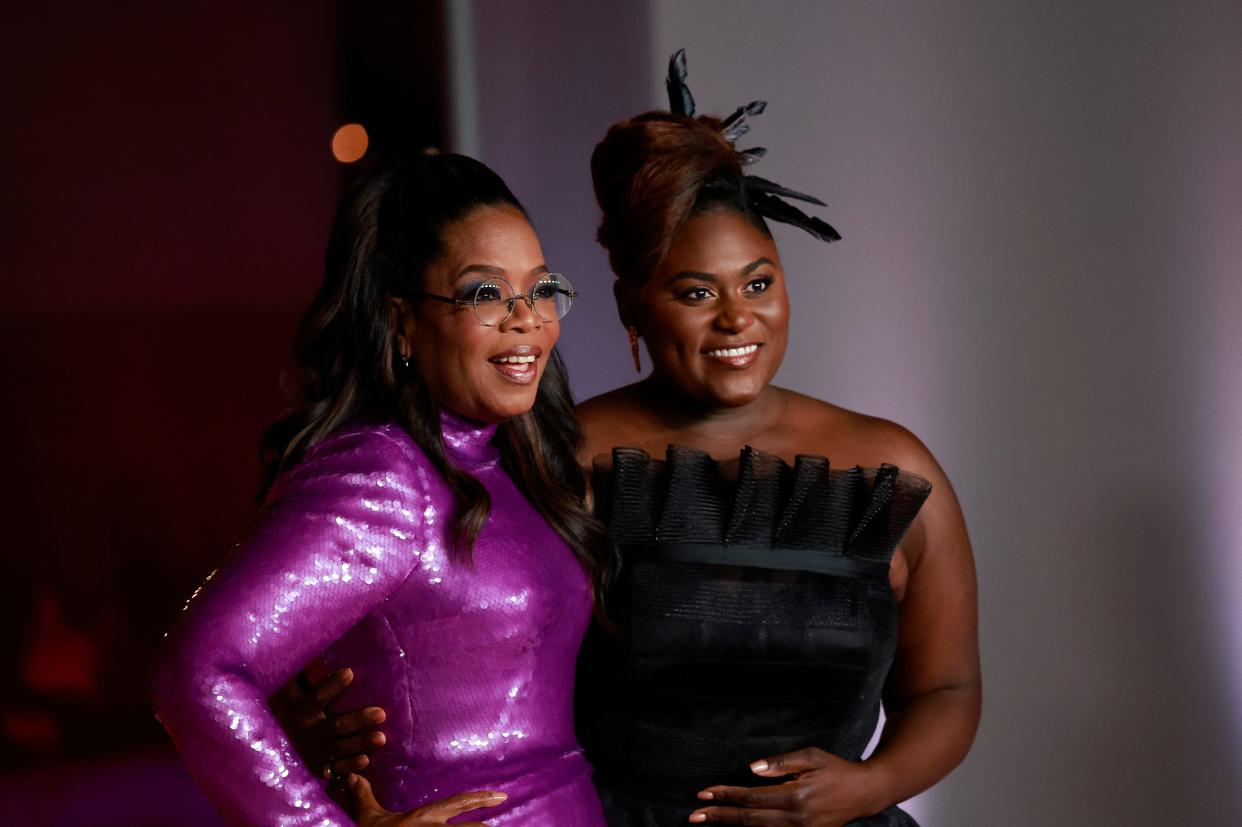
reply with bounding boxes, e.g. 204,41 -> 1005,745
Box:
575,383 -> 658,460
576,384 -> 640,425
774,388 -> 945,484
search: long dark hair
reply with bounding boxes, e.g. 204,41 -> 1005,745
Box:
260,150 -> 612,593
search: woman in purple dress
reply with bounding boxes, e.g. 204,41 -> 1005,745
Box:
152,151 -> 612,826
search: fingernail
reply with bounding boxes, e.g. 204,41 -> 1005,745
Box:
353,756 -> 369,769
489,792 -> 508,801
347,773 -> 359,790
370,732 -> 386,745
750,759 -> 769,773
697,791 -> 714,800
366,707 -> 386,723
689,813 -> 706,823
339,668 -> 353,681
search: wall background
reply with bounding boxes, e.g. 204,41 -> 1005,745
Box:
462,2 -> 1242,824
2,2 -> 1239,825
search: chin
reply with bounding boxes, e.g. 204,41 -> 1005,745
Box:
487,391 -> 541,422
702,382 -> 765,409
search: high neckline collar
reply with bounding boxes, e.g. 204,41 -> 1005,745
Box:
439,406 -> 500,467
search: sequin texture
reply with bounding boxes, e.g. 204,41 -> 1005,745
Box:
153,409 -> 604,826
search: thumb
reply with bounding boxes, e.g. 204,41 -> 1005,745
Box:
348,773 -> 383,815
416,790 -> 508,820
750,747 -> 828,777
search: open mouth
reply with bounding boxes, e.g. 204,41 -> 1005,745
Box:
489,349 -> 541,385
702,342 -> 762,368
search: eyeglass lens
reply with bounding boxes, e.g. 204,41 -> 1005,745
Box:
472,275 -> 574,326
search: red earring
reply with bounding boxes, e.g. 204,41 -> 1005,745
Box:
628,326 -> 642,373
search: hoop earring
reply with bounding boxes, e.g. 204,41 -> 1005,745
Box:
628,326 -> 642,373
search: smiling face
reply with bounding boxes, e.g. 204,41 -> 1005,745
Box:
395,204 -> 560,423
630,208 -> 789,409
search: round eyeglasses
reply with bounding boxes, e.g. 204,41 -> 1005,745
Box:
415,274 -> 577,327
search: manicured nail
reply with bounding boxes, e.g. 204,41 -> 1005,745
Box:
365,707 -> 386,723
697,791 -> 714,800
488,792 -> 508,801
689,813 -> 706,823
750,759 -> 769,773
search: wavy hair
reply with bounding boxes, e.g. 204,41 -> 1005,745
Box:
260,151 -> 611,593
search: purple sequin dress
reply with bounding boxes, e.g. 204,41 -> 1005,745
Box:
153,410 -> 605,826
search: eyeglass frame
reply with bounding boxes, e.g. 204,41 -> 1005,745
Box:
413,273 -> 578,327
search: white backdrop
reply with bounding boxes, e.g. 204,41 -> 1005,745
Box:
455,2 -> 1242,823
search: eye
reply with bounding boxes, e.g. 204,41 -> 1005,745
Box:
531,280 -> 560,301
744,276 -> 775,294
677,285 -> 716,302
473,282 -> 507,303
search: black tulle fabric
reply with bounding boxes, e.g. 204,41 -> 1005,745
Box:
577,446 -> 932,827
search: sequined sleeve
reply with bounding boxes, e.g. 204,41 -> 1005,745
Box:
152,429 -> 431,826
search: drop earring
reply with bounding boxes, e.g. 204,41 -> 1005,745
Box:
627,326 -> 642,373
400,354 -> 410,370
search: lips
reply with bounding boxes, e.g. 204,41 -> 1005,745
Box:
489,345 -> 542,385
701,342 -> 762,368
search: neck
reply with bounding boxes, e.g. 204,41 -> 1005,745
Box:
637,375 -> 784,444
437,406 -> 501,467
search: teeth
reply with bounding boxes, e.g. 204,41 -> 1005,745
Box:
705,344 -> 759,357
493,355 -> 537,364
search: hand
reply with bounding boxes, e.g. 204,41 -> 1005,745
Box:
350,773 -> 507,827
689,747 -> 883,826
268,663 -> 389,778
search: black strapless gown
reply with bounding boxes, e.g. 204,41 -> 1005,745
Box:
577,445 -> 931,826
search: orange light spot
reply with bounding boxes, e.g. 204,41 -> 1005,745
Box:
332,123 -> 369,163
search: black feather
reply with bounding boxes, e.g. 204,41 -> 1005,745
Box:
747,190 -> 842,242
721,100 -> 767,142
739,147 -> 768,165
744,174 -> 827,207
666,48 -> 695,116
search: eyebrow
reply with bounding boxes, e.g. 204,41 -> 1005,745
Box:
665,257 -> 777,284
454,263 -> 550,283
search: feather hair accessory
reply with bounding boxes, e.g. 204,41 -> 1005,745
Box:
665,48 -> 842,243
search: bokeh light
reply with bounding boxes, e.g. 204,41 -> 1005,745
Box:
331,123 -> 368,163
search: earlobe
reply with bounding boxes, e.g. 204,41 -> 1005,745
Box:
389,297 -> 414,359
612,280 -> 640,334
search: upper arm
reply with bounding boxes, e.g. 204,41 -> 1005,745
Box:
871,420 -> 980,705
150,430 -> 432,825
160,431 -> 431,692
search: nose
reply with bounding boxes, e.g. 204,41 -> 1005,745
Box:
498,291 -> 542,333
713,295 -> 755,334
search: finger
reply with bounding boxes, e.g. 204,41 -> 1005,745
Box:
414,790 -> 507,819
330,705 -> 386,736
279,672 -> 309,702
750,746 -> 828,777
327,754 -> 369,777
311,667 -> 354,705
347,773 -> 382,816
688,805 -> 789,824
696,783 -> 799,810
334,730 -> 386,757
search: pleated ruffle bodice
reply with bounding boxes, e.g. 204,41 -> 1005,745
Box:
577,445 -> 931,826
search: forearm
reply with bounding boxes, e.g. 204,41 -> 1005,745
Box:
861,682 -> 981,811
153,650 -> 353,826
